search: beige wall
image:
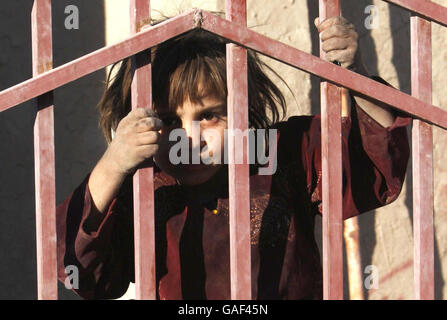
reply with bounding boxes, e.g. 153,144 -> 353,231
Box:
104,0 -> 447,300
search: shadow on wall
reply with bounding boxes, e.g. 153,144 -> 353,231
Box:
340,0 -> 379,301
307,0 -> 380,300
0,0 -> 106,299
387,2 -> 444,300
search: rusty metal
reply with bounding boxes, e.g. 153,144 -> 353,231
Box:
129,0 -> 156,300
0,9 -> 198,113
2,10 -> 447,130
226,0 -> 252,300
411,15 -> 434,300
198,11 -> 447,130
344,217 -> 364,300
383,0 -> 447,27
32,0 -> 57,300
319,0 -> 343,301
341,88 -> 364,300
0,0 -> 444,301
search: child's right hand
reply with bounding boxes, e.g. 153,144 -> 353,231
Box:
103,107 -> 163,175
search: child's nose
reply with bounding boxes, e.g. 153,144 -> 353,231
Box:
183,120 -> 206,149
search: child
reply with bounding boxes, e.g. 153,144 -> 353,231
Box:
56,15 -> 410,299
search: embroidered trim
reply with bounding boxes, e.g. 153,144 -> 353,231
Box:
311,170 -> 322,203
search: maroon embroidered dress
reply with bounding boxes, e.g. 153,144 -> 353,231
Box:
56,92 -> 410,300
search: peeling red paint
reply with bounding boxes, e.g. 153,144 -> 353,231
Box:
130,0 -> 157,300
32,0 -> 57,300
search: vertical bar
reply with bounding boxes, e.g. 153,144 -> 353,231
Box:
32,0 -> 57,300
411,15 -> 434,300
319,0 -> 343,300
130,0 -> 156,300
344,217 -> 364,300
342,90 -> 363,300
226,0 -> 252,300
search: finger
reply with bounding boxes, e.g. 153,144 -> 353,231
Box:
325,49 -> 355,67
314,17 -> 320,29
318,16 -> 350,32
127,107 -> 157,121
135,117 -> 163,133
137,144 -> 159,158
322,37 -> 349,53
320,24 -> 356,41
136,131 -> 160,146
325,50 -> 345,63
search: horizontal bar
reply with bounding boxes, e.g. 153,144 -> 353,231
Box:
32,0 -> 57,300
0,9 -> 198,113
411,15 -> 434,300
383,0 -> 447,27
199,10 -> 447,130
320,0 -> 343,300
226,0 -> 252,300
130,0 -> 156,300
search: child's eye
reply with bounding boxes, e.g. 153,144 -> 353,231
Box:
200,112 -> 218,122
161,116 -> 181,127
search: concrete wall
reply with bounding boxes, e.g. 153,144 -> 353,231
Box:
0,0 -> 105,299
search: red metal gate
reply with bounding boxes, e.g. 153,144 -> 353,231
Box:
0,0 -> 446,300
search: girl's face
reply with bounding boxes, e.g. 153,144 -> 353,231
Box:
154,95 -> 227,186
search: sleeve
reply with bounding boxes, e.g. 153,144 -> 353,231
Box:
300,80 -> 410,219
56,173 -> 135,299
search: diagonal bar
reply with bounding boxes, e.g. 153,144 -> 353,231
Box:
0,0 -> 443,303
411,15 -> 434,300
198,11 -> 447,130
2,10 -> 447,131
226,0 -> 252,300
383,0 -> 447,27
319,0 -> 343,300
130,0 -> 156,300
0,9 -> 198,113
32,0 -> 57,300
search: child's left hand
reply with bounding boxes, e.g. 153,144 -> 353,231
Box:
315,16 -> 368,76
315,16 -> 397,127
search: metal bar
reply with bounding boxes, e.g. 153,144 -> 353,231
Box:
129,0 -> 156,300
0,9 -> 198,113
383,0 -> 447,27
226,0 -> 246,24
319,0 -> 343,300
344,217 -> 364,300
2,10 -> 447,131
198,11 -> 447,130
32,0 -> 57,300
226,0 -> 251,300
411,15 -> 434,300
342,89 -> 364,300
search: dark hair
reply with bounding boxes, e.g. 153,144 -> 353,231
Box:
97,22 -> 289,144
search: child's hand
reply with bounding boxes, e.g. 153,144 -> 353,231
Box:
103,107 -> 163,175
314,16 -> 368,76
